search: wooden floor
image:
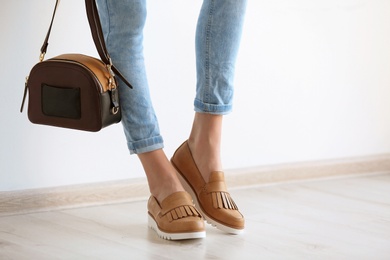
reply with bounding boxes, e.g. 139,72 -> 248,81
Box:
1,173 -> 390,259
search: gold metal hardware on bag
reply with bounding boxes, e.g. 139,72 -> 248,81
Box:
106,57 -> 117,90
39,52 -> 46,62
112,107 -> 119,115
107,57 -> 114,73
108,77 -> 116,90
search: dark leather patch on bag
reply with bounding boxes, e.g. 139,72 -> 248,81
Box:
42,84 -> 81,119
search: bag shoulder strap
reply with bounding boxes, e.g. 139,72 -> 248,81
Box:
40,0 -> 133,89
84,0 -> 133,89
39,0 -> 59,59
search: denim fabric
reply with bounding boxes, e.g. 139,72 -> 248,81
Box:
195,0 -> 247,114
96,0 -> 247,154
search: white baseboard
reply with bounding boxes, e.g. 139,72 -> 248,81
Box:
1,154 -> 390,217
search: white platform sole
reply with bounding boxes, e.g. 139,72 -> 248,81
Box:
148,215 -> 206,240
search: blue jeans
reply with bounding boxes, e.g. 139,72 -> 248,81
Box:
97,0 -> 247,154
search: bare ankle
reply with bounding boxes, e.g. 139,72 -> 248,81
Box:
188,113 -> 224,181
138,149 -> 184,202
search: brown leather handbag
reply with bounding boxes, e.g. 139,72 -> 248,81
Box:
20,0 -> 132,132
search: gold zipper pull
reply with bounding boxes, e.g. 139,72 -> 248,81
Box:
20,76 -> 29,113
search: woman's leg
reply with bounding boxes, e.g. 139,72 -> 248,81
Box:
97,0 -> 162,155
190,0 -> 248,181
138,150 -> 184,203
96,0 -> 183,203
171,0 -> 247,234
97,1 -> 206,240
188,113 -> 222,182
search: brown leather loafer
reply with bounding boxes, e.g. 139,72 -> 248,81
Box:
147,191 -> 206,240
171,141 -> 245,234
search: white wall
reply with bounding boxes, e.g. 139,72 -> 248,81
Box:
1,0 -> 390,191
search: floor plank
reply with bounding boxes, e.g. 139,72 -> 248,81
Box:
0,174 -> 389,259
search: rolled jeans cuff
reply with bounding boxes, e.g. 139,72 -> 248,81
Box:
194,98 -> 232,115
127,135 -> 164,155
